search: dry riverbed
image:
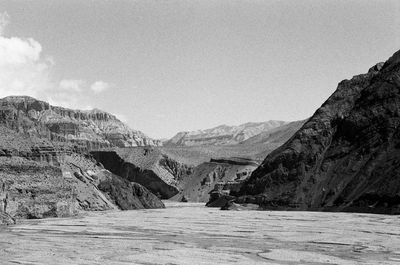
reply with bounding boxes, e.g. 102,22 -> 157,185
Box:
0,202 -> 399,264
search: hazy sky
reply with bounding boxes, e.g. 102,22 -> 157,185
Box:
0,0 -> 399,138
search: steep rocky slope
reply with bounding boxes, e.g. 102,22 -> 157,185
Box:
171,158 -> 258,202
60,152 -> 164,211
236,50 -> 400,214
0,96 -> 160,148
164,121 -> 287,146
91,148 -> 193,199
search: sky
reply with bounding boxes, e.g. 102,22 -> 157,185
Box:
0,0 -> 399,139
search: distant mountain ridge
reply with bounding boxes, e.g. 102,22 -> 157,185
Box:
164,120 -> 288,146
0,96 -> 161,148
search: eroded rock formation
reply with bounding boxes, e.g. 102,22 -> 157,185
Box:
0,157 -> 77,219
98,173 -> 165,209
91,149 -> 188,199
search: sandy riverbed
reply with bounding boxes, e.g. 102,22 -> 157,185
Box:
0,202 -> 399,264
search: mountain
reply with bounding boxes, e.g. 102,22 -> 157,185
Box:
234,49 -> 400,214
0,96 -> 165,225
0,96 -> 161,148
164,121 -> 287,146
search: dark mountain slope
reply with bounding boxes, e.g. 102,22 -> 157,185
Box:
237,50 -> 400,214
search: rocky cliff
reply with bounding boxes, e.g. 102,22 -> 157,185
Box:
236,50 -> 400,214
0,96 -> 166,225
0,96 -> 161,148
0,157 -> 77,219
164,121 -> 287,146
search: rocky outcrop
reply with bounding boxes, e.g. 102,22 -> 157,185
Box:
98,173 -> 165,209
164,121 -> 287,146
60,154 -> 120,211
62,153 -> 165,211
0,96 -> 160,149
0,157 -> 77,219
91,150 -> 183,199
206,194 -> 236,208
236,50 -> 400,214
62,152 -> 165,209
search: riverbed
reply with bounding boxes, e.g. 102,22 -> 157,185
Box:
0,202 -> 399,264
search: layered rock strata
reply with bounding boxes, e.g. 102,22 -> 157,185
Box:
0,96 -> 160,148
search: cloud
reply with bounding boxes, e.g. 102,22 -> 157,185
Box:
0,37 -> 42,66
46,80 -> 85,109
0,38 -> 52,99
0,13 -> 113,110
90,81 -> 111,93
59,79 -> 84,92
0,11 -> 54,100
